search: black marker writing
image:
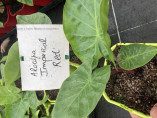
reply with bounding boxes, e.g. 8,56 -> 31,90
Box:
30,50 -> 38,76
52,49 -> 61,67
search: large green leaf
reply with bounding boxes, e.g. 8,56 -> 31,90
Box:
16,13 -> 52,24
118,44 -> 157,70
99,0 -> 116,66
63,0 -> 113,67
0,86 -> 21,105
5,91 -> 48,118
17,0 -> 33,6
4,42 -> 20,86
51,60 -> 111,118
5,92 -> 30,118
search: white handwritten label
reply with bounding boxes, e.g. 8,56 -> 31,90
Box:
17,25 -> 69,91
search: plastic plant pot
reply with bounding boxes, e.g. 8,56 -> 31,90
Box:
33,0 -> 53,6
103,43 -> 157,118
0,27 -> 12,33
10,4 -> 38,16
3,5 -> 17,27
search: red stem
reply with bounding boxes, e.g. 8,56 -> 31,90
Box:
111,68 -> 139,75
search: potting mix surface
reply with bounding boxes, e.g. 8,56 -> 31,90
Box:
69,45 -> 82,64
15,78 -> 59,100
106,46 -> 157,115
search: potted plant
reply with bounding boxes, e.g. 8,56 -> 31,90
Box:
103,43 -> 157,118
50,0 -> 157,118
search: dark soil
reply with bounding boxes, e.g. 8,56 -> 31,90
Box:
15,78 -> 22,88
36,90 -> 59,100
0,5 -> 7,23
15,79 -> 59,100
69,45 -> 82,64
10,0 -> 23,15
70,54 -> 82,64
106,46 -> 157,115
37,104 -> 54,117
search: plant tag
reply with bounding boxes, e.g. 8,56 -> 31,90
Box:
17,25 -> 69,91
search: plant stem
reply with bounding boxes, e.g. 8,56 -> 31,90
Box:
27,108 -> 30,116
43,103 -> 51,116
111,68 -> 139,75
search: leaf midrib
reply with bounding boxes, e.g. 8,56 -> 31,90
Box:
119,49 -> 157,63
64,79 -> 92,117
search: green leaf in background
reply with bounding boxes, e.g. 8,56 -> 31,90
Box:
0,86 -> 21,105
118,44 -> 157,70
1,64 -> 5,85
0,22 -> 3,27
29,92 -> 49,109
0,107 -> 5,118
51,60 -> 111,118
0,56 -> 7,63
0,106 -> 5,112
0,2 -> 4,14
5,91 -> 48,118
5,93 -> 30,118
17,0 -> 33,6
4,42 -> 20,86
31,109 -> 40,118
63,0 -> 113,68
16,13 -> 52,24
33,110 -> 40,118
